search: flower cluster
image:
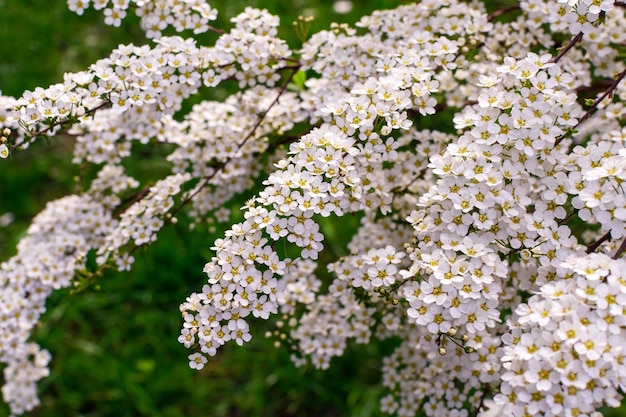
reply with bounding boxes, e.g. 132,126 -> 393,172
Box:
163,85 -> 307,223
0,161 -> 146,415
9,36 -> 210,161
1,0 -> 626,416
6,8 -> 292,165
177,123 -> 361,361
0,194 -> 114,415
97,172 -> 191,270
497,254 -> 626,416
406,53 -> 584,340
568,131 -> 626,238
67,0 -> 218,38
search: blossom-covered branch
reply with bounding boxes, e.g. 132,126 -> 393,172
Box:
1,1 -> 626,417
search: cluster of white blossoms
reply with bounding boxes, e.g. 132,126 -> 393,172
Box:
496,253 -> 626,417
0,192 -> 115,414
67,0 -> 218,38
96,172 -> 191,270
162,85 -> 308,223
5,7 -> 290,164
1,0 -> 626,416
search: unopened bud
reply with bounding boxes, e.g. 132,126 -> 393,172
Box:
447,327 -> 457,337
439,347 -> 447,355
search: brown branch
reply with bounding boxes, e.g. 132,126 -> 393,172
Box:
278,57 -> 302,64
472,384 -> 491,417
586,230 -> 612,254
612,237 -> 626,260
16,100 -> 112,147
575,80 -> 614,94
206,25 -> 226,35
278,64 -> 303,71
575,67 -> 626,129
169,66 -> 301,218
550,32 -> 583,64
558,210 -> 577,226
487,5 -> 521,21
554,67 -> 626,147
269,124 -> 319,149
112,186 -> 153,219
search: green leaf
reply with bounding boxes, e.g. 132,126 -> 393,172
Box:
292,70 -> 307,89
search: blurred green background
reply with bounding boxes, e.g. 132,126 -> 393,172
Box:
0,1 -> 624,416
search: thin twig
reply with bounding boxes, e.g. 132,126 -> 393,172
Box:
575,67 -> 626,129
575,80 -> 614,94
554,67 -> 626,147
14,100 -> 112,149
612,237 -> 626,260
170,66 -> 301,218
586,230 -> 612,254
206,25 -> 226,35
487,5 -> 521,21
550,32 -> 583,64
270,125 -> 318,149
558,210 -> 577,226
113,186 -> 153,219
472,384 -> 491,417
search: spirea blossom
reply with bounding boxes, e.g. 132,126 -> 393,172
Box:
1,0 -> 626,416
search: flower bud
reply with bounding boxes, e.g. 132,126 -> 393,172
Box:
520,249 -> 531,260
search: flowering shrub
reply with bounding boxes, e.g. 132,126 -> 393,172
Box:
1,0 -> 626,416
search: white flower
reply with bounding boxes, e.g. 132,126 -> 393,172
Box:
188,352 -> 207,370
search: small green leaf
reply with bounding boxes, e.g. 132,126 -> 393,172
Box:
292,70 -> 307,89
